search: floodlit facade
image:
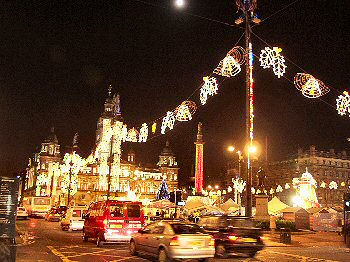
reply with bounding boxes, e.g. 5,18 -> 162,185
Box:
23,92 -> 179,206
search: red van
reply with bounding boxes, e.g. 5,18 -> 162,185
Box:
83,200 -> 145,247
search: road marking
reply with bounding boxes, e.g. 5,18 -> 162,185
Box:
47,245 -> 144,261
266,250 -> 339,262
47,246 -> 72,262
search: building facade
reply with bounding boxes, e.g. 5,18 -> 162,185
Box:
23,91 -> 179,206
226,145 -> 350,207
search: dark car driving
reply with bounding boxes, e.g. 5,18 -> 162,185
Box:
197,215 -> 264,258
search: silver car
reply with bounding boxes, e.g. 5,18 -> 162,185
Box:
129,220 -> 215,262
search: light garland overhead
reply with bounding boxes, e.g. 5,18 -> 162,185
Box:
161,111 -> 175,134
227,46 -> 246,65
336,91 -> 350,116
127,128 -> 139,142
259,46 -> 287,78
214,55 -> 241,77
139,123 -> 148,142
200,76 -> 219,105
174,101 -> 197,121
294,73 -> 330,98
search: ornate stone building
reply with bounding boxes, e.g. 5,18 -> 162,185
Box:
226,145 -> 350,207
24,91 -> 179,206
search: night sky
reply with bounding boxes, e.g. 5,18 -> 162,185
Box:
1,0 -> 349,186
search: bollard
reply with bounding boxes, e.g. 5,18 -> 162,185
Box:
279,228 -> 291,244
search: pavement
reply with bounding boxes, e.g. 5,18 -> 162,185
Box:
262,230 -> 348,248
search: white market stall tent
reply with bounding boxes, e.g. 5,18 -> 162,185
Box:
221,198 -> 240,214
268,196 -> 290,216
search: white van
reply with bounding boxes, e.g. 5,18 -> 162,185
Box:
60,206 -> 88,231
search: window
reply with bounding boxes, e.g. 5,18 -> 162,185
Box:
127,204 -> 141,218
151,226 -> 165,234
171,224 -> 202,234
110,204 -> 124,218
34,198 -> 50,205
72,210 -> 82,217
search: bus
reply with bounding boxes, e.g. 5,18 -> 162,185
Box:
83,200 -> 145,247
23,196 -> 51,217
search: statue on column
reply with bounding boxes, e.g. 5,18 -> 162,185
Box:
256,167 -> 266,193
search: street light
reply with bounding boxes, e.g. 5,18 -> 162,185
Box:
67,160 -> 73,206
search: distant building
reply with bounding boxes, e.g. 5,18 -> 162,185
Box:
226,145 -> 350,207
24,90 -> 179,206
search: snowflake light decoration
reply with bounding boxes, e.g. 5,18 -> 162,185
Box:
294,73 -> 330,98
276,185 -> 283,193
174,101 -> 197,121
336,91 -> 350,116
200,76 -> 219,105
285,183 -> 290,189
329,181 -> 338,190
259,47 -> 287,78
139,123 -> 148,143
127,128 -> 139,142
161,111 -> 175,134
214,55 -> 241,77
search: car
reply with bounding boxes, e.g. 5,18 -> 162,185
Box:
197,215 -> 265,258
60,206 -> 88,231
45,208 -> 62,222
129,220 -> 215,262
83,200 -> 145,246
16,206 -> 28,220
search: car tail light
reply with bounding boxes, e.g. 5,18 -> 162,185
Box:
209,237 -> 215,246
228,235 -> 239,241
170,236 -> 180,246
103,219 -> 109,228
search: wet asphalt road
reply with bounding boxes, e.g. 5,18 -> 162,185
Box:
16,218 -> 350,262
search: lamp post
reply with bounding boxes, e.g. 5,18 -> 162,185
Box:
67,160 -> 73,206
107,134 -> 114,200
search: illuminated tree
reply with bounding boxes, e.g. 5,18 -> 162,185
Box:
156,179 -> 170,200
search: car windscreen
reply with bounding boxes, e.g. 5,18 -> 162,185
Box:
127,204 -> 141,218
171,224 -> 203,234
72,210 -> 82,217
110,204 -> 124,218
18,207 -> 26,211
34,198 -> 50,205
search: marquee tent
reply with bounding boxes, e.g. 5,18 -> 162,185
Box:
268,196 -> 290,216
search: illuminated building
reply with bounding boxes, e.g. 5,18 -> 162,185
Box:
194,122 -> 204,193
263,146 -> 350,206
24,90 -> 178,206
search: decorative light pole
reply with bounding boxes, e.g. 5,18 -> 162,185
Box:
67,160 -> 73,206
235,0 -> 260,217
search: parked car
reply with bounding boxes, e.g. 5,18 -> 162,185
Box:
129,220 -> 215,262
16,206 -> 28,220
45,208 -> 62,222
60,206 -> 88,231
197,215 -> 265,258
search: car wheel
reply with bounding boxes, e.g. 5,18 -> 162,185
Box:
129,240 -> 138,256
198,259 -> 209,262
248,251 -> 257,258
96,234 -> 104,247
215,243 -> 227,258
158,248 -> 171,262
